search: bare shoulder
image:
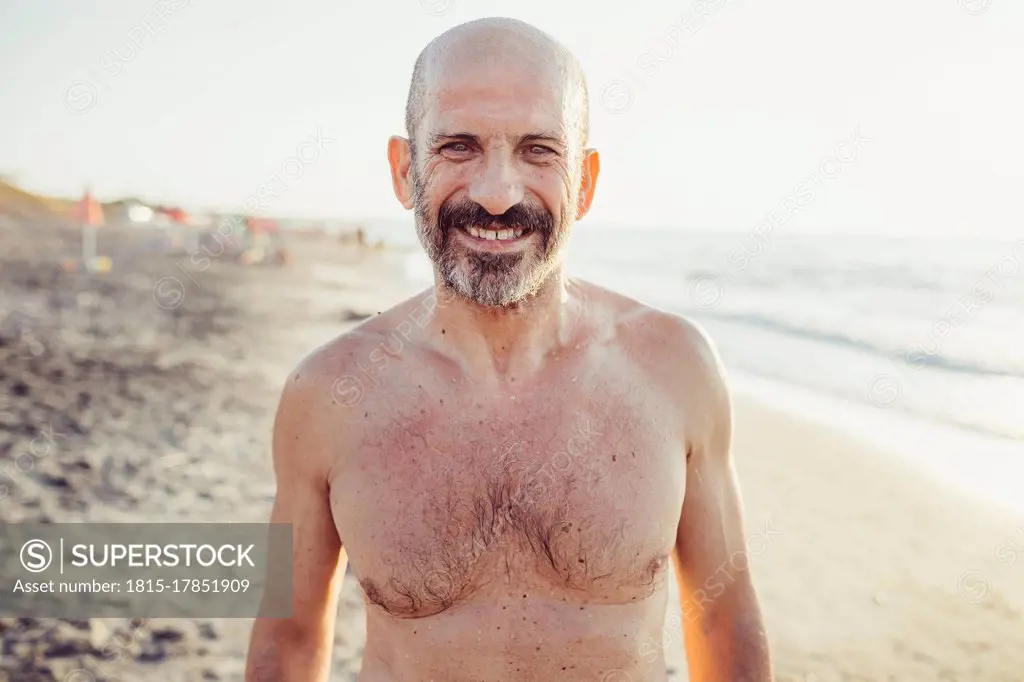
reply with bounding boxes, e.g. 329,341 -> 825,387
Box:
577,278 -> 729,438
283,288 -> 438,399
273,289 -> 438,472
576,280 -> 724,380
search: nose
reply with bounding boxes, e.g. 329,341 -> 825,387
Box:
467,150 -> 525,217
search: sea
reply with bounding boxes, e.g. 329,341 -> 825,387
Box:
348,221 -> 1024,511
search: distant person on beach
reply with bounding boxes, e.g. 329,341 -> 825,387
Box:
246,17 -> 772,682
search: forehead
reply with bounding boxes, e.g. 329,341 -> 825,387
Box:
423,61 -> 570,138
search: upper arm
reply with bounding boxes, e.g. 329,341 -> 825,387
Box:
669,319 -> 773,679
269,359 -> 347,635
669,319 -> 759,632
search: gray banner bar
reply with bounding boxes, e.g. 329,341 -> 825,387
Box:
0,523 -> 293,618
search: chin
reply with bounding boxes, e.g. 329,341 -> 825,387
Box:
451,278 -> 529,307
436,240 -> 558,307
445,268 -> 538,308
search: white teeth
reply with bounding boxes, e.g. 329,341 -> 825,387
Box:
466,226 -> 525,241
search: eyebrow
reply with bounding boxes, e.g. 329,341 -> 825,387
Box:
428,131 -> 567,148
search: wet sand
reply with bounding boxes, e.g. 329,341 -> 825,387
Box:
1,216 -> 1021,681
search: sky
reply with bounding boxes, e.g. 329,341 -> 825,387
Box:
0,0 -> 1021,238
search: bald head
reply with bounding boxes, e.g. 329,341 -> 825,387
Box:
404,18 -> 589,156
389,18 -> 602,307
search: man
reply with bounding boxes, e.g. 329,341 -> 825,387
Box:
246,17 -> 773,682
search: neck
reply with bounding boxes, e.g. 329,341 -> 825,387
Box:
428,267 -> 579,383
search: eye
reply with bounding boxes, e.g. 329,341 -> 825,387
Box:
441,142 -> 472,156
526,145 -> 555,156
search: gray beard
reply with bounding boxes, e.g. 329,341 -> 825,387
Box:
411,174 -> 573,307
438,245 -> 553,307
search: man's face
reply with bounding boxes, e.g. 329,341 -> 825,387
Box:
408,61 -> 582,307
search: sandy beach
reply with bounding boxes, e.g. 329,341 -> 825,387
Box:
1,215 -> 1022,681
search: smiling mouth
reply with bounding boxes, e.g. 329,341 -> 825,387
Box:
463,226 -> 528,242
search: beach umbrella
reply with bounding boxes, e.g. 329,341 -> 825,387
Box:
74,188 -> 109,272
74,188 -> 104,227
166,206 -> 199,252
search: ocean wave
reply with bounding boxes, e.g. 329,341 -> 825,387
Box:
691,308 -> 1024,381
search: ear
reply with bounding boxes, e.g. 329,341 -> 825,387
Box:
387,136 -> 415,210
575,148 -> 601,221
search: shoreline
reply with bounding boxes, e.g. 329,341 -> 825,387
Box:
731,371 -> 1024,517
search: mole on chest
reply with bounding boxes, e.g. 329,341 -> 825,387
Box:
345,388 -> 681,618
355,440 -> 673,618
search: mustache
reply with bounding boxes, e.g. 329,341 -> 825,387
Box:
436,199 -> 554,236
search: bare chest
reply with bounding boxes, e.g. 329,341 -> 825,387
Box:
329,377 -> 686,618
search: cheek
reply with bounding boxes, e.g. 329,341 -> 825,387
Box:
532,170 -> 573,218
419,164 -> 464,208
